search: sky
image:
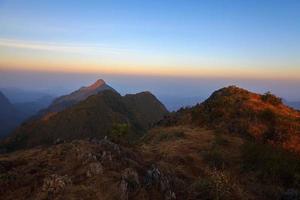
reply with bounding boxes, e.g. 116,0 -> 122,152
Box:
0,0 -> 300,102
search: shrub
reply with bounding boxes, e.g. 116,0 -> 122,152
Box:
203,149 -> 226,170
261,92 -> 282,105
259,109 -> 291,143
189,178 -> 212,200
111,123 -> 130,140
260,108 -> 277,123
189,169 -> 241,200
241,142 -> 300,187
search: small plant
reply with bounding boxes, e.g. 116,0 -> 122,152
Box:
189,178 -> 212,199
261,92 -> 282,105
111,123 -> 130,140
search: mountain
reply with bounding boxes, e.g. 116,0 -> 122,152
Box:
2,90 -> 168,151
0,91 -> 23,137
0,88 -> 53,103
37,79 -> 116,117
2,85 -> 300,200
161,86 -> 300,153
0,91 -> 54,137
0,91 -> 15,116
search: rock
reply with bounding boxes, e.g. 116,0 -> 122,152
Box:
53,138 -> 64,145
101,150 -> 113,162
79,152 -> 98,164
86,162 -> 103,177
42,174 -> 72,195
120,168 -> 140,200
98,138 -> 121,155
165,190 -> 177,200
145,165 -> 161,186
144,165 -> 176,200
120,178 -> 128,200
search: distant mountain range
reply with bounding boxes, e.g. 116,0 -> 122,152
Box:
286,101 -> 300,110
0,87 -> 54,103
158,95 -> 204,111
0,90 -> 53,137
0,91 -> 23,137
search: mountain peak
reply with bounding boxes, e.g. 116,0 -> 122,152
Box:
85,79 -> 106,90
36,79 -> 116,117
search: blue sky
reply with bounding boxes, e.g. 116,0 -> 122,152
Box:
0,0 -> 300,103
0,0 -> 299,78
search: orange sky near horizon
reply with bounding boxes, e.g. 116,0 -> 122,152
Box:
0,38 -> 299,80
1,1 -> 300,81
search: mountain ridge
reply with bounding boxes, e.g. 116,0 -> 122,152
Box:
160,85 -> 300,153
36,79 -> 116,118
2,89 -> 168,151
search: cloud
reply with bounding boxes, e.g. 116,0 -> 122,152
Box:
0,38 -> 131,55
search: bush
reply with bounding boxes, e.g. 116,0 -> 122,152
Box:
261,92 -> 282,105
203,148 -> 226,170
260,108 -> 277,123
189,169 -> 241,200
111,123 -> 130,140
259,109 -> 291,143
241,142 -> 300,187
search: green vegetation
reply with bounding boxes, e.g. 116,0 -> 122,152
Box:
111,123 -> 131,142
241,141 -> 300,187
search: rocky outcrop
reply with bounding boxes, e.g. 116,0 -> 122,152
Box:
42,174 -> 72,195
145,165 -> 176,200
